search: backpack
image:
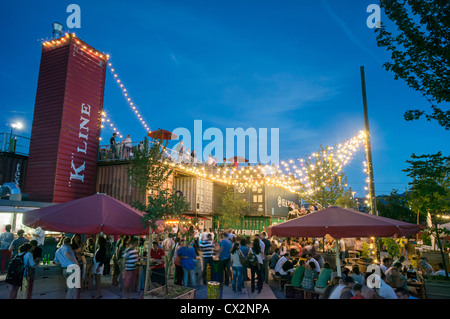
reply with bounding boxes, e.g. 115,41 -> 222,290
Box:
247,249 -> 258,266
5,254 -> 25,287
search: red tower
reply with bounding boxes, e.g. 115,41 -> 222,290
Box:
25,34 -> 107,203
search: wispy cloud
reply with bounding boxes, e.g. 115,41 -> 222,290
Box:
319,0 -> 383,65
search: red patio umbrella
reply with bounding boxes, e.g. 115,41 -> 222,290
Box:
266,206 -> 420,238
148,129 -> 178,140
227,156 -> 249,163
267,206 -> 420,277
22,193 -> 163,235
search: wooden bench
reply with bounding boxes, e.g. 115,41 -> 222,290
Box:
272,273 -> 290,290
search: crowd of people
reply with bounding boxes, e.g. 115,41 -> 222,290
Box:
1,223 -> 448,300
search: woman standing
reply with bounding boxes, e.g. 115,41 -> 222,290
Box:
93,236 -> 106,299
178,239 -> 197,288
230,242 -> 245,294
248,238 -> 263,294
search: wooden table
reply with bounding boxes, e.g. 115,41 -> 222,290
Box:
407,279 -> 425,299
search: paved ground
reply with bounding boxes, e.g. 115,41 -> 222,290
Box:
0,271 -> 281,300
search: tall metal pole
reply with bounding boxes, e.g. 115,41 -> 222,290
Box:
360,66 -> 377,216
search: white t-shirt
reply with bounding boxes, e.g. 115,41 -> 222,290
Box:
309,257 -> 321,273
328,284 -> 346,299
377,280 -> 398,299
32,227 -> 45,246
274,256 -> 287,274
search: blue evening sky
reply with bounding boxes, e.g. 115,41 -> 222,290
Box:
1,1 -> 448,197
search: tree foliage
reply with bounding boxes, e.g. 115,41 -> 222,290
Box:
403,151 -> 450,278
377,189 -> 420,223
127,137 -> 173,195
375,0 -> 450,129
299,145 -> 351,208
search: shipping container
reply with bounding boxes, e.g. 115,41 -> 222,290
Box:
264,185 -> 300,217
234,184 -> 300,217
174,176 -> 213,215
95,162 -> 174,207
25,35 -> 107,203
0,152 -> 28,190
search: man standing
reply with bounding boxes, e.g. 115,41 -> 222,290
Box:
151,242 -> 165,286
218,232 -> 232,286
161,235 -> 175,279
31,226 -> 45,247
0,225 -> 15,273
9,229 -> 29,257
200,233 -> 215,284
54,237 -> 80,299
261,232 -> 271,284
110,132 -> 117,159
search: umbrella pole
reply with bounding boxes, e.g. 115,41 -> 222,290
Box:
335,238 -> 342,278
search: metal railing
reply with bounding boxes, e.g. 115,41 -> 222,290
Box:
97,140 -> 283,177
0,133 -> 30,156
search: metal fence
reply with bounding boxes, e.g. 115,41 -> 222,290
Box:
0,133 -> 30,156
97,140 -> 283,177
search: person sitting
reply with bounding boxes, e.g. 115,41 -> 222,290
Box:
349,284 -> 364,299
322,276 -> 341,299
341,283 -> 363,299
328,276 -> 355,299
305,253 -> 320,273
385,261 -> 407,289
269,248 -> 280,270
349,265 -> 365,285
279,255 -> 295,279
301,261 -> 318,299
433,263 -> 447,277
395,287 -> 417,299
314,262 -> 333,297
274,252 -> 289,276
418,257 -> 434,277
291,260 -> 306,288
380,257 -> 393,275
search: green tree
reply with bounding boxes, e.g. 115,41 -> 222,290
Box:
375,0 -> 450,130
299,145 -> 351,208
215,188 -> 248,230
403,152 -> 450,279
127,136 -> 191,293
127,137 -> 173,194
377,190 -> 420,223
335,189 -> 358,209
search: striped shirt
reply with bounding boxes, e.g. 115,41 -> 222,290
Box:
123,247 -> 139,271
199,240 -> 215,258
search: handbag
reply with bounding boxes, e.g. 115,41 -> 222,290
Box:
239,251 -> 247,266
174,255 -> 181,267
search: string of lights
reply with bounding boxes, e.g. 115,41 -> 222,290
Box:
160,131 -> 368,195
100,111 -> 124,141
106,59 -> 151,135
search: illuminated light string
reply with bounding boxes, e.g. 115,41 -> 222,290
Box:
277,131 -> 367,196
39,35 -> 370,198
42,32 -> 109,61
100,111 -> 123,141
106,59 -> 151,135
162,131 -> 368,195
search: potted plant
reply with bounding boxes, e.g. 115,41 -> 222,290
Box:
357,241 -> 373,273
144,284 -> 196,299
